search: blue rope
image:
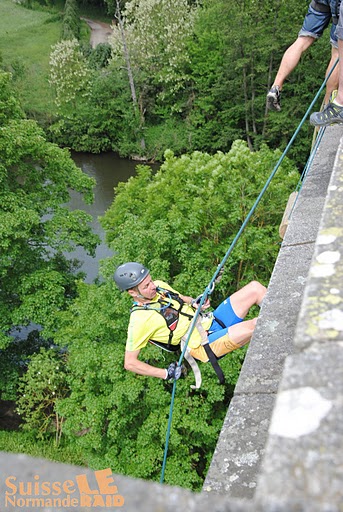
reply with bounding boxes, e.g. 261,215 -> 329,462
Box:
159,63 -> 337,484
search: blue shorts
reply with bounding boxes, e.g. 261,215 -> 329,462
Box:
299,5 -> 338,47
207,297 -> 243,343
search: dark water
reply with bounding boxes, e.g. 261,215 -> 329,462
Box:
68,152 -> 140,282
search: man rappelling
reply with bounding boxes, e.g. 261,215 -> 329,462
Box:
114,262 -> 267,384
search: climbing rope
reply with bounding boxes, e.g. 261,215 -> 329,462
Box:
159,62 -> 338,484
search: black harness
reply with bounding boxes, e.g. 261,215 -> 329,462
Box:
131,287 -> 194,351
130,287 -> 225,384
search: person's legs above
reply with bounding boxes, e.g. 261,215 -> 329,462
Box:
268,4 -> 331,111
323,19 -> 339,105
267,36 -> 314,111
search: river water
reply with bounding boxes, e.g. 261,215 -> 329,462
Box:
11,152 -> 141,340
69,152 -> 140,282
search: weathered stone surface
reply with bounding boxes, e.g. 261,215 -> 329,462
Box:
255,345 -> 343,512
295,138 -> 343,349
203,394 -> 274,499
235,242 -> 313,396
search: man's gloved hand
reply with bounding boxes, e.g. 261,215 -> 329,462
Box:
165,362 -> 185,380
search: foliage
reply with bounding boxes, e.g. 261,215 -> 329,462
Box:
110,0 -> 196,94
16,348 -> 68,443
61,0 -> 81,41
86,43 -> 112,70
0,429 -> 86,466
101,141 -> 298,297
185,0 -> 320,163
49,66 -> 138,154
49,38 -> 93,110
0,70 -> 99,396
0,330 -> 50,401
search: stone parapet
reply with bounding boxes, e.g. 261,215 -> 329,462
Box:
255,131 -> 343,512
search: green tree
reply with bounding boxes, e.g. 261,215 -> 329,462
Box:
109,0 -> 197,134
16,347 -> 68,444
186,0 -> 329,164
49,38 -> 93,111
0,70 -> 99,398
102,141 -> 298,296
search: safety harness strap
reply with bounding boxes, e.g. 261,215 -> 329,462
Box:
148,339 -> 180,352
194,316 -> 225,386
203,344 -> 225,385
180,338 -> 202,389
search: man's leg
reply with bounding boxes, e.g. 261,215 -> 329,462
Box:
310,8 -> 343,126
228,318 -> 257,347
272,36 -> 315,91
324,46 -> 339,104
267,36 -> 315,110
229,281 -> 267,319
190,318 -> 257,362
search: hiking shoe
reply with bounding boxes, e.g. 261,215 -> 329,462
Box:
267,86 -> 281,111
310,101 -> 343,127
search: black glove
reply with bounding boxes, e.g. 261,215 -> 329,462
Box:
191,294 -> 203,308
166,362 -> 184,380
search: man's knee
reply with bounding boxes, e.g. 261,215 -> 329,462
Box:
248,280 -> 267,299
292,35 -> 315,52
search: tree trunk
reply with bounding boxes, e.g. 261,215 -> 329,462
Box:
115,0 -> 145,150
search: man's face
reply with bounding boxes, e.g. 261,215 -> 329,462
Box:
135,273 -> 157,301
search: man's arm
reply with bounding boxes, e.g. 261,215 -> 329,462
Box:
124,349 -> 167,379
179,293 -> 210,309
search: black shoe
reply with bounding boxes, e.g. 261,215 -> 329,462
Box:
267,86 -> 281,111
310,101 -> 343,127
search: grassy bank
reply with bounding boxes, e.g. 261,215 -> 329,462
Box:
0,0 -> 106,120
0,0 -> 64,117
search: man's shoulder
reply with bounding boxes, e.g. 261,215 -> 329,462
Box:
155,279 -> 171,289
155,280 -> 179,294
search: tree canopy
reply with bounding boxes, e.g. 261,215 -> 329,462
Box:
42,0 -> 326,166
0,70 -> 99,397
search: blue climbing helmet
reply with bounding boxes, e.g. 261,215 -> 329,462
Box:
114,262 -> 150,291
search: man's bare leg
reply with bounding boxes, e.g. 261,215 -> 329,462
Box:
229,281 -> 267,320
324,46 -> 339,104
272,35 -> 315,90
228,318 -> 257,348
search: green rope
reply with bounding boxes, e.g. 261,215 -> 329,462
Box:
159,66 -> 336,484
